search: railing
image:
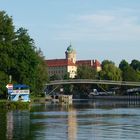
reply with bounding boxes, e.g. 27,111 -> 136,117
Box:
46,79 -> 140,86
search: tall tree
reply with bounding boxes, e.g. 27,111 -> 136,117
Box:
100,60 -> 122,81
74,65 -> 98,97
119,59 -> 139,81
0,11 -> 48,97
130,59 -> 140,71
119,59 -> 129,71
0,11 -> 15,97
98,60 -> 122,91
76,65 -> 97,79
123,66 -> 139,81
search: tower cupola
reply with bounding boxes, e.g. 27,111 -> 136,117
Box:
65,44 -> 76,64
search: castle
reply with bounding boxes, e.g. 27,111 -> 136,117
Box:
45,44 -> 101,79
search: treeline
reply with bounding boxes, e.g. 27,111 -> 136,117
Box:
73,59 -> 140,95
52,59 -> 140,96
0,11 -> 48,97
76,59 -> 140,82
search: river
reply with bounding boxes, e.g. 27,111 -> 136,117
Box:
0,100 -> 140,140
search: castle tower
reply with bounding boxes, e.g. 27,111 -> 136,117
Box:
65,44 -> 76,64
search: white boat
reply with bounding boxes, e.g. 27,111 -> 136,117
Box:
89,89 -> 115,97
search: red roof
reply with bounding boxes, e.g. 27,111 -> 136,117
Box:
45,59 -> 101,68
45,59 -> 76,67
76,60 -> 101,68
76,60 -> 92,66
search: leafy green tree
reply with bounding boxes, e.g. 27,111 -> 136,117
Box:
136,70 -> 140,81
33,50 -> 48,95
49,74 -> 61,81
98,60 -> 122,91
0,11 -> 48,97
74,65 -> 98,97
76,65 -> 97,79
63,72 -> 74,95
0,11 -> 15,97
130,59 -> 140,71
123,66 -> 139,81
100,60 -> 122,81
119,59 -> 129,71
102,60 -> 115,68
63,72 -> 70,80
119,59 -> 139,81
130,60 -> 140,81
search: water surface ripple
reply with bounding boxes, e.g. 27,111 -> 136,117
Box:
0,100 -> 140,140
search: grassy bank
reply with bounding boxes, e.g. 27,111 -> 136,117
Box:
0,100 -> 30,110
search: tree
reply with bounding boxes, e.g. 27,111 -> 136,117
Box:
0,11 -> 15,97
0,11 -> 48,97
49,74 -> 61,81
119,59 -> 139,81
63,72 -> 74,95
123,66 -> 139,81
119,59 -> 129,71
74,65 -> 98,97
130,59 -> 140,71
102,60 -> 115,68
130,60 -> 140,81
76,65 -> 97,79
100,60 -> 122,81
99,60 -> 122,91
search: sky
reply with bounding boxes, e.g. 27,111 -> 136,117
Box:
1,0 -> 140,65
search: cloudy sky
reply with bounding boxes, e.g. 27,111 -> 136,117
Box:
1,0 -> 140,65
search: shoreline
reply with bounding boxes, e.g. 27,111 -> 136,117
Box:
31,95 -> 140,103
90,95 -> 140,101
0,95 -> 140,109
0,100 -> 30,110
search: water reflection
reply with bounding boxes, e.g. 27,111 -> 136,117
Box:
5,110 -> 30,140
30,104 -> 78,140
6,111 -> 13,140
67,107 -> 77,140
0,111 -> 7,140
73,99 -> 140,109
0,100 -> 140,140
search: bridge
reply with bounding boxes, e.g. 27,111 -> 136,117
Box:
46,79 -> 140,87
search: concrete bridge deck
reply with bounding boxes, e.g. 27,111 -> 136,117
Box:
46,79 -> 140,86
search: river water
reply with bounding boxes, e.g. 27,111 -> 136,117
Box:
0,100 -> 140,140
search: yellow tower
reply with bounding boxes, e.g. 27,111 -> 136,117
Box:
65,44 -> 76,64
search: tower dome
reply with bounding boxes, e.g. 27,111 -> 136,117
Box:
65,44 -> 76,64
66,44 -> 74,52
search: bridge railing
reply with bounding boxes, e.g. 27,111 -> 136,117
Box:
46,79 -> 140,86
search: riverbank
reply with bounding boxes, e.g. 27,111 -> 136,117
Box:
31,95 -> 73,104
31,95 -> 140,103
91,95 -> 140,101
0,100 -> 30,110
1,95 -> 139,109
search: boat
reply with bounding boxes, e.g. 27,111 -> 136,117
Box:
88,89 -> 115,98
8,84 -> 30,102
